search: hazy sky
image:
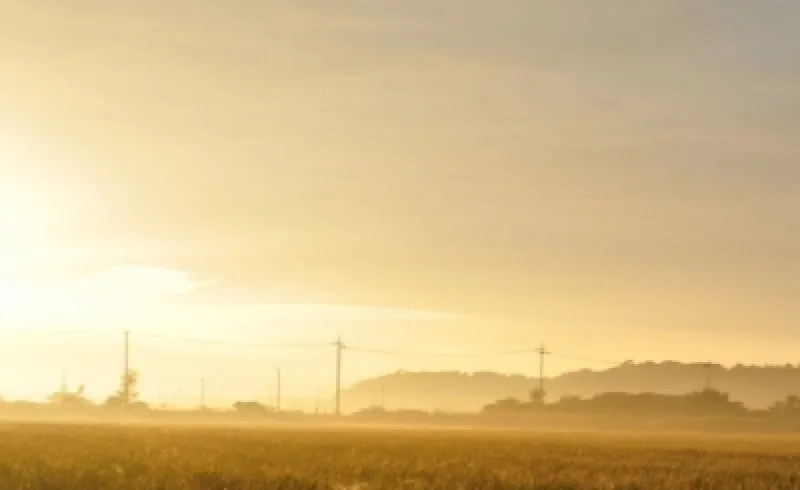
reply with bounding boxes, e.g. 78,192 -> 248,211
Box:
0,1 -> 799,404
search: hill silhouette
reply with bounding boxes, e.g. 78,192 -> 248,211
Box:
342,362 -> 800,413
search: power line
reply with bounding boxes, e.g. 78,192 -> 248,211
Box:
548,352 -> 624,366
347,345 -> 538,358
0,328 -> 324,349
347,345 -> 629,368
0,329 -> 623,366
134,332 -> 328,349
0,327 -> 118,337
3,327 -> 636,411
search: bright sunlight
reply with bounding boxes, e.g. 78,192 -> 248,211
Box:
0,179 -> 55,271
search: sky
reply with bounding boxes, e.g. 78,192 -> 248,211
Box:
0,1 -> 799,406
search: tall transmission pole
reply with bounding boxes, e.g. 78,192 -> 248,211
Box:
335,337 -> 344,416
275,368 -> 282,413
535,343 -> 551,401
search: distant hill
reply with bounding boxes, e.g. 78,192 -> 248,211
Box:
342,362 -> 800,413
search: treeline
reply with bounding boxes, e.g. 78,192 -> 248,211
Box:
482,389 -> 800,417
343,363 -> 800,413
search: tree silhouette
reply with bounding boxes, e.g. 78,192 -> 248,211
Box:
104,370 -> 140,408
529,388 -> 545,405
233,401 -> 273,414
769,395 -> 800,413
48,384 -> 92,407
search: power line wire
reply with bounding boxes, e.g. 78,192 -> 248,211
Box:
348,345 -> 538,358
0,328 -> 326,348
0,328 -> 628,366
349,345 -> 627,367
135,332 -> 328,349
549,351 -> 625,366
0,327 -> 118,337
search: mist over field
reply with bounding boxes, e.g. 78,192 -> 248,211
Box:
1,1 -> 799,488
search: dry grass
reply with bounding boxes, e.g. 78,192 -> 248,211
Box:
0,424 -> 799,489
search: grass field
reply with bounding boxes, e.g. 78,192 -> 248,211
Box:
0,424 -> 799,489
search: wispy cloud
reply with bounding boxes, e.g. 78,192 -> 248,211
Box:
0,265 -> 461,338
0,265 -> 206,327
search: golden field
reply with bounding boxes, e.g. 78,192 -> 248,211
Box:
0,424 -> 799,489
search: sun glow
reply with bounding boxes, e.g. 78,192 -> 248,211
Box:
0,179 -> 62,327
0,181 -> 55,272
0,134 -> 203,329
0,265 -> 204,330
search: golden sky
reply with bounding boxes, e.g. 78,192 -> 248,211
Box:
0,1 -> 799,404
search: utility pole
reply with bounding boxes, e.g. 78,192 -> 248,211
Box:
275,368 -> 281,413
535,343 -> 551,401
122,330 -> 130,405
335,337 -> 344,416
200,378 -> 206,410
703,361 -> 714,391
